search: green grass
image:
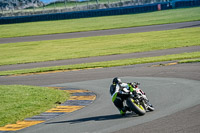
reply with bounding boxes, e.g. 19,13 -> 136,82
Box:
0,7 -> 200,38
178,58 -> 200,64
0,27 -> 200,66
1,52 -> 199,76
0,85 -> 70,127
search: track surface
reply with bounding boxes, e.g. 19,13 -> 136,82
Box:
0,21 -> 200,133
1,62 -> 200,133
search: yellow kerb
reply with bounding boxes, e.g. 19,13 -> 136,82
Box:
46,106 -> 85,113
0,121 -> 44,131
65,90 -> 90,93
69,95 -> 96,100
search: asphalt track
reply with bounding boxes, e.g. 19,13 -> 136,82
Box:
1,62 -> 200,133
0,21 -> 200,133
3,76 -> 195,133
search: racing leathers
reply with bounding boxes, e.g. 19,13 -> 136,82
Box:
110,82 -> 135,115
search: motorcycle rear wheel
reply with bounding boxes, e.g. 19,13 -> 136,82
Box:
126,98 -> 146,116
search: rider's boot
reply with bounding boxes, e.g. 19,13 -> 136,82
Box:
120,106 -> 128,116
120,106 -> 131,116
120,109 -> 126,116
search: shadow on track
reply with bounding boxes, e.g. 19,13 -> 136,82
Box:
46,113 -> 138,124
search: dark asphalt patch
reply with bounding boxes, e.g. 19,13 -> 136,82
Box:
61,100 -> 94,106
25,113 -> 65,121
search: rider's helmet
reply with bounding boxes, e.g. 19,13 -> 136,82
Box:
112,77 -> 122,85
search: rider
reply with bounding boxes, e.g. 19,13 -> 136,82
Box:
110,77 -> 136,116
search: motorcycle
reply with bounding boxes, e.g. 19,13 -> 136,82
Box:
123,82 -> 154,116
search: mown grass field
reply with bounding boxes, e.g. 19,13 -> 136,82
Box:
0,7 -> 200,38
0,27 -> 200,66
0,85 -> 69,127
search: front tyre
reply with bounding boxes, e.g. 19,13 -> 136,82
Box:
126,98 -> 146,116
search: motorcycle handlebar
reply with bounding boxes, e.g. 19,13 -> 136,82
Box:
129,82 -> 140,87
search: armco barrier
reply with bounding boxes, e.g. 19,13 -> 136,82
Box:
0,2 -> 170,24
0,0 -> 199,25
175,0 -> 200,8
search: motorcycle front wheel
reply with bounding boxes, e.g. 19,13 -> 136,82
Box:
126,98 -> 146,116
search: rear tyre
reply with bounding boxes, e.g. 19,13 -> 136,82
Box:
126,98 -> 146,116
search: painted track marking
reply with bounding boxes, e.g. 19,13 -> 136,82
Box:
0,87 -> 96,132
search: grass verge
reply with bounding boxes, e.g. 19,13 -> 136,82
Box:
178,58 -> 200,64
0,7 -> 200,38
0,27 -> 200,66
1,52 -> 199,76
0,85 -> 70,127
